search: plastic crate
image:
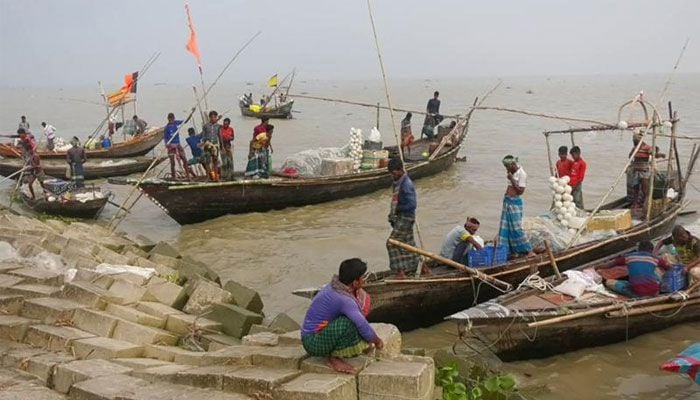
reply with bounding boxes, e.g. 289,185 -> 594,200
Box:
468,244 -> 508,267
661,264 -> 687,293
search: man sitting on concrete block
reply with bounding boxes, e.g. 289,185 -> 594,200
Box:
301,258 -> 383,374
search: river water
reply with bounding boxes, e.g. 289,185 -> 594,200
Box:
1,74 -> 699,398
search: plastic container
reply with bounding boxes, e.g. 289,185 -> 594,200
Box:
661,264 -> 687,293
468,244 -> 509,267
363,140 -> 383,150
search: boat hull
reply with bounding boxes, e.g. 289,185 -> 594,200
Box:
21,193 -> 109,219
239,100 -> 294,119
0,157 -> 164,180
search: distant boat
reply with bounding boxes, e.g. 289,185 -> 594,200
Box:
239,99 -> 294,119
21,187 -> 109,219
0,156 -> 164,180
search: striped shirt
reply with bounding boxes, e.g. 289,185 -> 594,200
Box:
615,251 -> 668,296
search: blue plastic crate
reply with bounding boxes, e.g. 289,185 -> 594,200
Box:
468,245 -> 509,267
661,264 -> 687,293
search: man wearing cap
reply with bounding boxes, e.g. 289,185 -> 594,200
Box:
439,217 -> 484,263
655,225 -> 700,285
499,155 -> 535,257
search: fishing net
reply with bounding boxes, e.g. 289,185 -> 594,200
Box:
280,146 -> 351,177
523,214 -> 617,252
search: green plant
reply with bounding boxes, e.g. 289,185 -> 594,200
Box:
436,362 -> 519,400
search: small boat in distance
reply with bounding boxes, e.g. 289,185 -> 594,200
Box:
239,71 -> 296,119
0,156 -> 165,180
21,184 -> 110,219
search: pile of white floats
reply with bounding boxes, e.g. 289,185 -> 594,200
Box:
549,176 -> 585,234
348,128 -> 364,170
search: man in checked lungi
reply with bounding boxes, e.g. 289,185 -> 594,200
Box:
301,259 -> 384,374
386,158 -> 420,278
499,155 -> 535,258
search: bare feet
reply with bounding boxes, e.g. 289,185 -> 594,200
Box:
326,357 -> 356,374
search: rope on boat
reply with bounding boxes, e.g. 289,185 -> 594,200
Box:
517,272 -> 554,292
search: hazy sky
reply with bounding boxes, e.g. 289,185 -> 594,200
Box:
1,0 -> 698,87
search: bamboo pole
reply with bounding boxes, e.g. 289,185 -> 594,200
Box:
0,166 -> 30,186
543,240 -> 562,279
544,132 -> 554,176
646,125 -> 658,221
606,297 -> 700,318
387,238 -> 513,291
665,103 -> 675,187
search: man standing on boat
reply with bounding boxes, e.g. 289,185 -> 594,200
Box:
164,113 -> 195,180
245,117 -> 272,179
18,115 -> 30,133
386,158 -> 420,278
201,110 -> 223,181
220,118 -> 235,180
499,155 -> 535,258
41,122 -> 57,151
301,258 -> 383,374
421,91 -> 442,139
627,131 -> 664,211
400,113 -> 414,155
569,146 -> 587,209
133,115 -> 148,136
23,142 -> 46,200
555,146 -> 572,178
66,137 -> 86,188
439,217 -> 484,263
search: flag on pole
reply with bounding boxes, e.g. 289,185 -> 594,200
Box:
267,74 -> 278,87
185,4 -> 203,73
107,72 -> 138,107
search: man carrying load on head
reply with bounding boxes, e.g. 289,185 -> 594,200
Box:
301,258 -> 384,374
499,155 -> 535,258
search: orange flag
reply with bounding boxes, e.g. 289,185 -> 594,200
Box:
185,4 -> 203,73
107,72 -> 138,106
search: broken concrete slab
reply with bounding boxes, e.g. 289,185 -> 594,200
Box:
278,330 -> 302,346
0,260 -> 24,273
94,246 -> 131,266
21,297 -> 85,324
24,325 -> 95,352
208,303 -> 263,339
175,365 -> 242,389
0,273 -> 25,288
111,319 -> 178,346
371,323 -> 402,358
72,308 -> 120,337
301,356 -> 374,376
275,373 -> 357,400
127,234 -> 156,252
164,313 -> 222,336
250,345 -> 308,369
242,332 -> 278,347
223,281 -> 263,314
182,279 -> 233,315
107,279 -> 147,305
24,352 -> 74,387
268,313 -> 300,333
105,303 -> 165,329
53,358 -> 133,394
68,373 -> 151,400
201,334 -> 241,352
0,315 -> 36,342
142,282 -> 187,309
73,336 -> 144,360
247,324 -> 274,335
7,267 -> 63,286
6,283 -> 61,299
131,363 -> 193,383
59,281 -> 122,309
357,360 -> 434,400
142,345 -> 179,362
222,366 -> 301,396
0,294 -> 24,315
1,347 -> 47,368
111,357 -> 173,370
135,301 -> 184,320
149,241 -> 180,259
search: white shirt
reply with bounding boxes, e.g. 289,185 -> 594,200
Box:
510,167 -> 527,188
43,124 -> 56,140
432,119 -> 452,137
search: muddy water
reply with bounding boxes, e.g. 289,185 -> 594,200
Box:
2,74 -> 699,399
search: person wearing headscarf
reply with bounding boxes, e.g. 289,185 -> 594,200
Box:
66,136 -> 86,188
627,130 -> 665,211
499,155 -> 534,257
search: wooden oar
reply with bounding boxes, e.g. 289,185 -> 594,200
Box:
543,240 -> 562,279
387,238 -> 513,291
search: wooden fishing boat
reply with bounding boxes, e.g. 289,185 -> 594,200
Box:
20,189 -> 109,219
446,256 -> 700,361
0,156 -> 165,180
239,99 -> 294,119
112,113 -> 472,225
0,127 -> 164,159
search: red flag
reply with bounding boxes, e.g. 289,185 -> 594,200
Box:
107,71 -> 138,106
185,4 -> 203,73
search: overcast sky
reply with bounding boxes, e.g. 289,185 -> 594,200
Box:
1,0 -> 698,87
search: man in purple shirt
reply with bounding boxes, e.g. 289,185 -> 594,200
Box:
301,259 -> 384,374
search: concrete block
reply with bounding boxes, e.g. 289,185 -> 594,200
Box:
107,279 -> 147,305
301,356 -> 374,375
180,256 -> 220,283
73,308 -> 119,337
1,347 -> 47,368
149,253 -> 180,269
24,352 -> 74,387
201,346 -> 254,367
0,294 -> 24,315
73,336 -> 144,360
223,366 -> 301,396
112,320 -> 178,346
121,382 -> 252,400
68,373 -> 150,400
278,330 -> 302,346
0,260 -> 24,273
72,269 -> 102,285
268,313 -> 300,333
183,279 -> 233,315
24,325 -> 95,351
8,267 -> 63,286
165,313 -> 222,336
111,271 -> 150,286
131,364 -> 193,383
143,344 -> 178,362
59,281 -> 123,309
357,360 -> 434,400
401,348 -> 426,357
111,357 -> 173,370
53,358 -> 133,394
248,324 -> 274,335
143,282 -> 187,309
94,246 -> 131,265
21,297 -> 85,324
135,301 -> 183,320
17,242 -> 46,258
201,334 -> 241,352
130,256 -> 159,271
149,241 -> 180,259
142,344 -> 208,366
208,303 -> 263,339
223,280 -> 263,314
250,345 -> 308,369
0,315 -> 36,342
0,273 -> 24,288
275,373 -> 358,400
121,244 -> 149,259
105,303 -> 165,329
242,332 -> 278,347
127,234 -> 156,252
175,365 -> 241,389
43,218 -> 68,233
371,323 -> 402,358
6,283 -> 60,298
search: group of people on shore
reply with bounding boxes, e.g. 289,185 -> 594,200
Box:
162,111 -> 274,182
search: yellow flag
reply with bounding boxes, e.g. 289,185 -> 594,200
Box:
267,74 -> 278,87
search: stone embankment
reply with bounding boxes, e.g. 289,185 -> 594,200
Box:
0,212 -> 435,399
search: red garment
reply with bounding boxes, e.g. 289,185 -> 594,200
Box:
569,158 -> 587,187
556,159 -> 573,178
221,126 -> 234,142
253,123 -> 267,140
